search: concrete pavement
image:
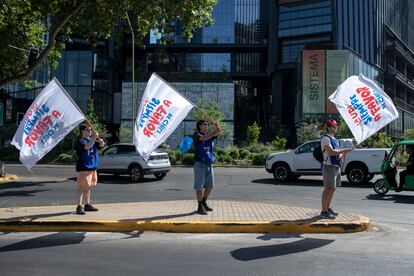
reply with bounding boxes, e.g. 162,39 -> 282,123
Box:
0,200 -> 371,233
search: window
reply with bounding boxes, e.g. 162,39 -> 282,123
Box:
117,145 -> 136,154
297,142 -> 319,154
104,146 -> 118,155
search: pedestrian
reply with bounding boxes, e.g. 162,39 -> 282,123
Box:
74,123 -> 105,215
193,119 -> 221,215
397,145 -> 414,192
320,119 -> 353,219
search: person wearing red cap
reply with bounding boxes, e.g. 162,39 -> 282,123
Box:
320,119 -> 353,219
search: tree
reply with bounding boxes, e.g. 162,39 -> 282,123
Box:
296,122 -> 322,145
85,97 -> 110,140
404,128 -> 414,140
193,97 -> 230,142
0,0 -> 217,86
246,122 -> 261,145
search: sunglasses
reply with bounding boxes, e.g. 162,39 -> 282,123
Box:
201,123 -> 209,126
82,128 -> 92,131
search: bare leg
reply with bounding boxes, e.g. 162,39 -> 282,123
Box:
326,188 -> 336,209
202,187 -> 213,200
196,190 -> 203,201
84,188 -> 91,205
77,186 -> 83,206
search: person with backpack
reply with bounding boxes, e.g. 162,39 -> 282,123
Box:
320,119 -> 353,219
193,119 -> 221,215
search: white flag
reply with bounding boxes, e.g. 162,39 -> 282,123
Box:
134,73 -> 195,160
11,78 -> 86,169
329,74 -> 398,144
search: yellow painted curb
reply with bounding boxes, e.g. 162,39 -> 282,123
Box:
0,216 -> 371,233
0,175 -> 18,182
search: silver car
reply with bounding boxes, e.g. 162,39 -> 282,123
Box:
98,143 -> 171,182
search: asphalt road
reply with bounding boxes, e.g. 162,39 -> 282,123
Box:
1,165 -> 414,275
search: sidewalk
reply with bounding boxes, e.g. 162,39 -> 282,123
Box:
0,200 -> 371,233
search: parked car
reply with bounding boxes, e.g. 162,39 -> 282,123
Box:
98,143 -> 171,182
265,139 -> 389,185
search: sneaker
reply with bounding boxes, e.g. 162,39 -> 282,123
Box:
197,204 -> 207,215
76,205 -> 85,215
202,201 -> 213,211
320,210 -> 335,219
327,208 -> 338,216
84,204 -> 98,212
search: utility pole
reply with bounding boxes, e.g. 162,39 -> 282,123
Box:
126,12 -> 135,138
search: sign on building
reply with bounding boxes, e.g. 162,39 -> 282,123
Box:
302,50 -> 326,116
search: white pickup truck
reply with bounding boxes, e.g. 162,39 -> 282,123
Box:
265,139 -> 389,185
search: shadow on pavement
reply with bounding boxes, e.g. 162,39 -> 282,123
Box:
120,211 -> 196,221
2,211 -> 73,221
366,193 -> 414,204
0,232 -> 86,252
252,178 -> 373,189
95,175 -> 161,185
0,182 -> 48,190
0,189 -> 49,198
230,237 -> 334,261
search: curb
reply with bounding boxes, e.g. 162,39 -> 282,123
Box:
0,216 -> 371,233
0,174 -> 18,182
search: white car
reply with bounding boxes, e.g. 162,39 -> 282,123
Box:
98,143 -> 171,182
265,139 -> 389,185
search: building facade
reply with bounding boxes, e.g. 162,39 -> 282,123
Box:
1,0 -> 414,147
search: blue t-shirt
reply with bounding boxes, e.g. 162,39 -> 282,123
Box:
75,136 -> 100,171
193,131 -> 216,164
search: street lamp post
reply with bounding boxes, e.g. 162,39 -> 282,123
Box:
126,12 -> 135,139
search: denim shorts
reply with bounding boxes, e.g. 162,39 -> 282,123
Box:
322,164 -> 341,188
193,162 -> 215,190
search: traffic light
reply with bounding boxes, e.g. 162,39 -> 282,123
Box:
27,48 -> 39,67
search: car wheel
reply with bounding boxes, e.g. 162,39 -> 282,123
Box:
129,165 -> 143,182
272,163 -> 291,181
373,179 -> 389,195
154,172 -> 166,180
346,164 -> 368,185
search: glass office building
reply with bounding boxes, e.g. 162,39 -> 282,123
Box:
2,0 -> 414,146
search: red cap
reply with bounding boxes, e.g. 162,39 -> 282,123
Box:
326,119 -> 338,127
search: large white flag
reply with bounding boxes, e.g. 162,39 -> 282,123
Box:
11,78 -> 86,169
329,74 -> 398,144
134,73 -> 195,160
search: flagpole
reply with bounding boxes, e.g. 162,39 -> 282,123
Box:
126,12 -> 135,138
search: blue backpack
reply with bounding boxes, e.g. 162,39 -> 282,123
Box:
178,135 -> 193,155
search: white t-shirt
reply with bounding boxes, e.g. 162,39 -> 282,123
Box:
321,135 -> 339,167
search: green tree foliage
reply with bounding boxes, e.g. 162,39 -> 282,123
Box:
0,0 -> 217,86
335,118 -> 393,148
404,128 -> 414,140
269,116 -> 289,138
85,97 -> 110,141
296,122 -> 321,144
335,118 -> 353,139
361,131 -> 394,148
271,136 -> 287,150
193,97 -> 230,141
118,125 -> 133,143
246,122 -> 261,145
